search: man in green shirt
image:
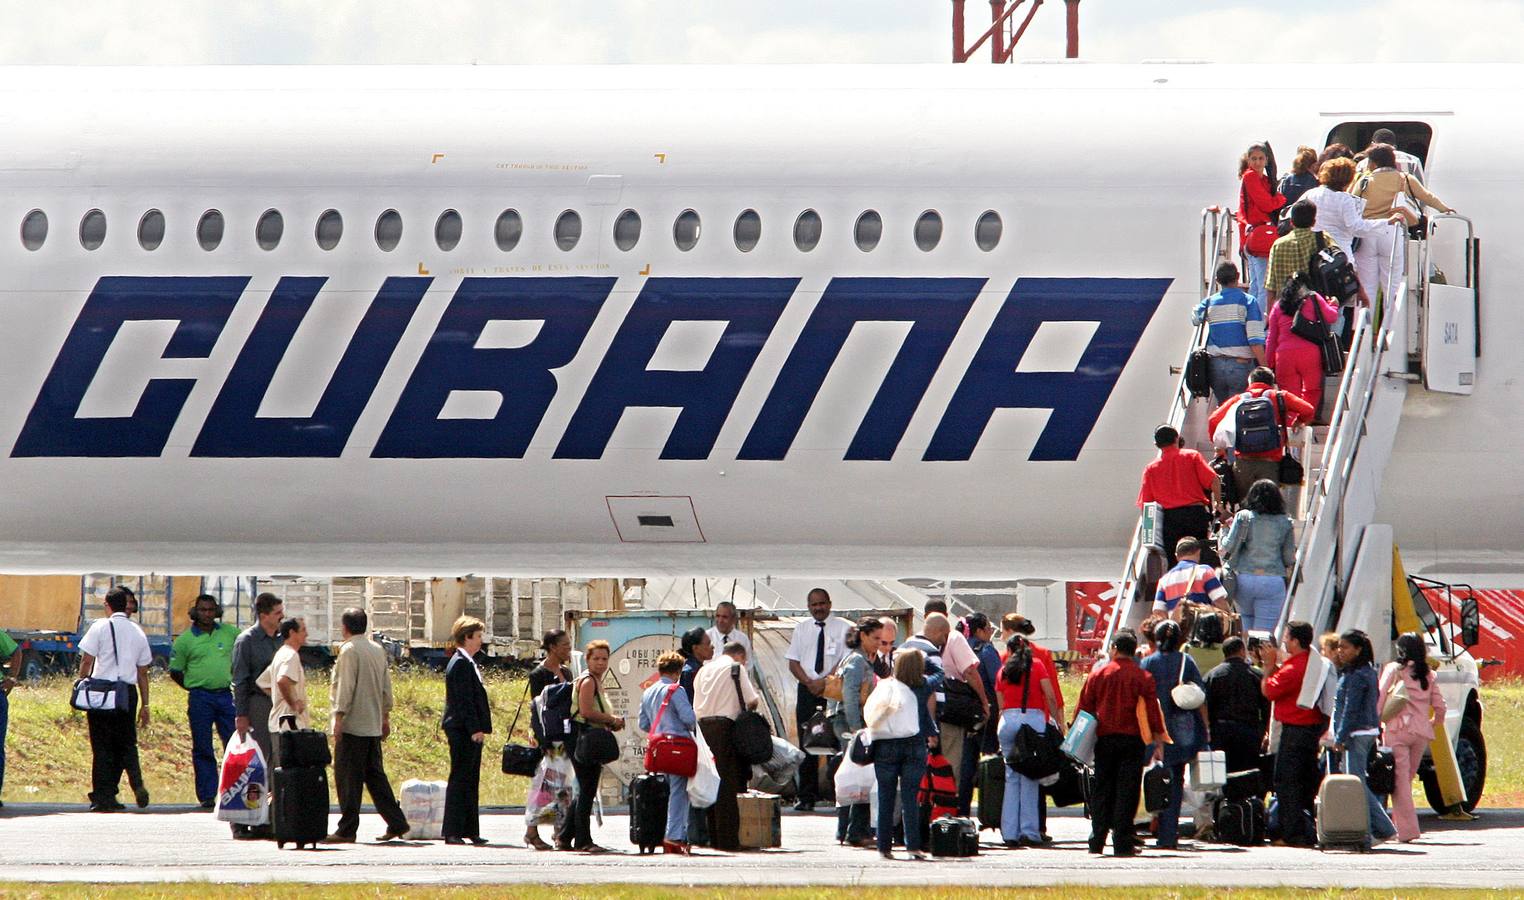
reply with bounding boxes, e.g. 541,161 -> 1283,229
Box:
169,594 -> 239,809
0,629 -> 22,807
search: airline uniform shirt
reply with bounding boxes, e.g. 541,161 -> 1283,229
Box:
78,612 -> 152,683
785,615 -> 852,681
706,626 -> 752,660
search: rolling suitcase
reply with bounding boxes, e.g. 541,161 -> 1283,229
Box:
1316,751 -> 1370,851
977,755 -> 1004,830
629,773 -> 669,854
272,765 -> 328,849
273,724 -> 332,769
928,816 -> 980,857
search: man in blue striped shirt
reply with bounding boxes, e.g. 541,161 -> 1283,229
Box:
1192,261 -> 1267,406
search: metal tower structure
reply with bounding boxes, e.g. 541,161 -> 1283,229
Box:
950,0 -> 1080,63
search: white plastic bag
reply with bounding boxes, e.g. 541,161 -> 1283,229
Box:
688,722 -> 721,809
833,756 -> 876,806
525,750 -> 578,829
215,731 -> 270,826
400,779 -> 447,840
750,735 -> 807,793
862,680 -> 902,731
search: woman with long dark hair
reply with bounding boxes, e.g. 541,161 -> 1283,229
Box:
994,635 -> 1061,847
1332,629 -> 1397,847
1381,633 -> 1447,842
1219,479 -> 1297,631
1237,142 -> 1286,307
1265,276 -> 1341,412
1139,620 -> 1207,850
831,616 -> 884,847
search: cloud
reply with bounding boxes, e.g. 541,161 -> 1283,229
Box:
0,0 -> 1516,64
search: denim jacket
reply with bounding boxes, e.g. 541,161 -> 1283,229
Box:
1221,510 -> 1297,576
1332,663 -> 1380,744
830,651 -> 875,735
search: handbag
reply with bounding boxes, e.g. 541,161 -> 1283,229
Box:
643,684 -> 698,777
1003,678 -> 1061,780
571,675 -> 621,767
938,678 -> 986,730
1367,746 -> 1398,796
801,707 -> 840,756
823,655 -> 873,706
501,680 -> 544,777
730,666 -> 774,766
1290,292 -> 1332,343
1240,180 -> 1279,257
70,620 -> 133,713
1380,671 -> 1411,723
1185,348 -> 1211,398
847,730 -> 875,765
1143,762 -> 1173,814
1169,648 -> 1206,711
1274,393 -> 1304,485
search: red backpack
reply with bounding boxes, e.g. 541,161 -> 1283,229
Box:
918,753 -> 958,821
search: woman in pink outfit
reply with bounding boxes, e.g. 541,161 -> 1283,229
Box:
1265,279 -> 1340,413
1380,633 -> 1447,842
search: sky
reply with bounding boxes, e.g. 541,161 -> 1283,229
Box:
0,0 -> 1521,65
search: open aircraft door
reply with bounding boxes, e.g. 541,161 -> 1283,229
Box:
1420,213 -> 1478,395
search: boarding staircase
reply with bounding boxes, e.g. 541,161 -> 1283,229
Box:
1104,207 -> 1479,649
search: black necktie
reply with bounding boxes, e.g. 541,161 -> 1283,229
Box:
722,632 -> 731,646
814,621 -> 826,674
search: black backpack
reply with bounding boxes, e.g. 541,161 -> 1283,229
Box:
730,666 -> 774,766
1185,349 -> 1211,398
1234,395 -> 1281,454
1305,232 -> 1360,304
533,681 -> 575,746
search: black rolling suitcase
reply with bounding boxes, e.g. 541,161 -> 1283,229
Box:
977,755 -> 1004,831
272,765 -> 329,849
273,720 -> 332,769
928,816 -> 979,857
630,773 -> 669,854
1213,795 -> 1266,846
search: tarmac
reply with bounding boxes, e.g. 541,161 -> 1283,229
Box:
0,802 -> 1518,888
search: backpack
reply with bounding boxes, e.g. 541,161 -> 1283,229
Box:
533,680 -> 575,746
917,753 -> 959,821
1234,394 -> 1281,454
1305,233 -> 1360,304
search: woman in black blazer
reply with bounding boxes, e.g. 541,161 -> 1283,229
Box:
442,616 -> 492,845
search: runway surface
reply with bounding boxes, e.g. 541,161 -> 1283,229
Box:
0,803 -> 1517,887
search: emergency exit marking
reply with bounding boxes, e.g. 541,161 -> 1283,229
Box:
638,264 -> 651,276
417,262 -> 430,275
653,153 -> 667,164
431,154 -> 445,164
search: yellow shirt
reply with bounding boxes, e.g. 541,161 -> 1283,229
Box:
1350,168 -> 1451,221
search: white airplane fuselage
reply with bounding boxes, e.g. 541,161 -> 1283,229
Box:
0,63 -> 1517,580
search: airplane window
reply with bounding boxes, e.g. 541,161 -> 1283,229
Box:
854,210 -> 882,252
374,209 -> 402,252
435,209 -> 463,252
495,209 -> 522,252
79,209 -> 107,251
733,209 -> 761,252
256,209 -> 284,251
20,209 -> 47,251
197,210 -> 225,251
975,210 -> 1002,252
315,209 -> 343,251
914,210 -> 942,252
555,210 -> 582,251
793,209 -> 822,252
612,209 -> 640,252
137,209 -> 165,251
673,209 -> 701,251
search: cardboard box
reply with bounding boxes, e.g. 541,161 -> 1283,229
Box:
737,791 -> 781,849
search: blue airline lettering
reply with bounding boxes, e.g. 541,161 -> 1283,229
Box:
192,276 -> 429,457
923,277 -> 1170,461
553,278 -> 797,460
738,277 -> 984,461
373,277 -> 612,458
11,276 -> 246,458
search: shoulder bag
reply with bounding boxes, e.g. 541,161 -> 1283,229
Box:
501,680 -> 544,777
572,675 -> 621,767
938,677 -> 986,730
1004,676 -> 1062,781
643,684 -> 698,777
1380,667 -> 1411,723
1240,180 -> 1279,257
1275,393 -> 1305,486
731,666 -> 775,766
1170,650 -> 1207,711
71,620 -> 133,713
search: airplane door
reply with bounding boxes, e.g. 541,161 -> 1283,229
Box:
1421,214 -> 1478,395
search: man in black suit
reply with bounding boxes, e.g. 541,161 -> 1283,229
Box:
442,616 -> 492,845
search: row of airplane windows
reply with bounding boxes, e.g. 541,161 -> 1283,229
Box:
15,207 -> 1006,255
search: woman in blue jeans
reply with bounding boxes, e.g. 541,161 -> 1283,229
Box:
1139,620 -> 1208,850
1331,629 -> 1398,847
995,635 -> 1062,847
866,648 -> 937,860
1220,478 -> 1297,631
831,617 -> 883,846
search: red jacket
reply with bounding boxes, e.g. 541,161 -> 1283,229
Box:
1208,382 -> 1316,460
1078,656 -> 1165,739
1237,170 -> 1286,251
1263,650 -> 1328,727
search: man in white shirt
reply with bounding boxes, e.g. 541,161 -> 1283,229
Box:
784,587 -> 852,811
692,643 -> 761,850
706,601 -> 753,661
77,586 -> 153,812
257,618 -> 309,756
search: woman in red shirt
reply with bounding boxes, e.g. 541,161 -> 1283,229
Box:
1237,143 -> 1286,309
1265,279 -> 1340,412
994,636 -> 1063,847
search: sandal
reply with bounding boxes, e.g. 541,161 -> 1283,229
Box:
525,832 -> 552,851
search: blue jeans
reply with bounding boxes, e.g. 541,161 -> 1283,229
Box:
665,773 -> 690,843
1335,734 -> 1397,841
1245,254 -> 1269,308
1207,355 -> 1256,409
873,736 -> 927,855
1236,573 -> 1286,632
187,688 -> 236,804
996,708 -> 1045,842
0,689 -> 8,796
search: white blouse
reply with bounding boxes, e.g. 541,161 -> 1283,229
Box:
1300,186 -> 1392,260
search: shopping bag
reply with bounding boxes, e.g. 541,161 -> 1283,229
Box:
688,721 -> 721,809
215,731 -> 271,826
833,755 -> 876,806
524,750 -> 578,829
